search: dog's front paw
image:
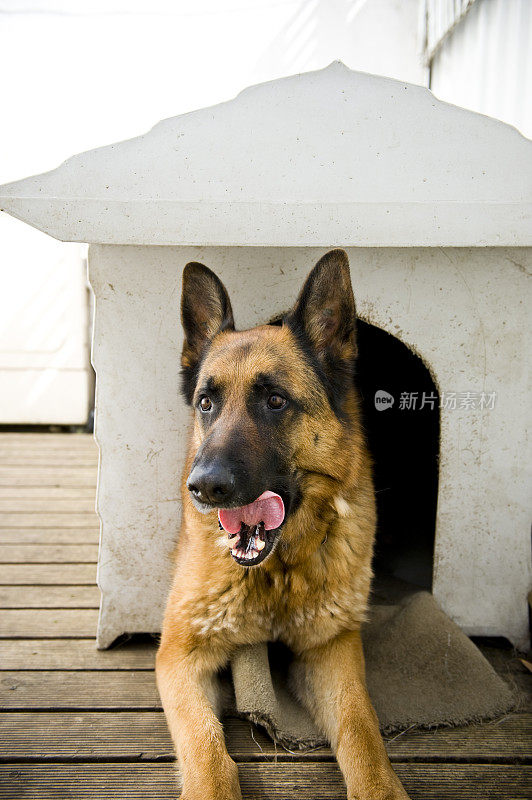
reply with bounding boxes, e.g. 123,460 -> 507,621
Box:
179,757 -> 242,800
347,771 -> 410,800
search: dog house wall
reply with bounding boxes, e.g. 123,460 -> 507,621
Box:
88,244 -> 531,649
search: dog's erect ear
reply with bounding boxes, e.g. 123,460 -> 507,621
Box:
181,262 -> 234,402
287,249 -> 357,364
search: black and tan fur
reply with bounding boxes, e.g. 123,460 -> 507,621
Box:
156,250 -> 410,799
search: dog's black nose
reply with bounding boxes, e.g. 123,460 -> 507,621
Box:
187,462 -> 235,506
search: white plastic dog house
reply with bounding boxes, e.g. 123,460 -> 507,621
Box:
1,63 -> 530,649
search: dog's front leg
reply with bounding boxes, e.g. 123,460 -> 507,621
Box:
156,633 -> 241,800
294,629 -> 410,800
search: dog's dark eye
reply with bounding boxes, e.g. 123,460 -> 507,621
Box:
267,394 -> 287,410
199,396 -> 212,412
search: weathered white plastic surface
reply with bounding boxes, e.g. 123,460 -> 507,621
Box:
90,245 -> 531,650
1,62 -> 531,247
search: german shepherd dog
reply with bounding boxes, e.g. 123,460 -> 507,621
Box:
156,250 -> 410,800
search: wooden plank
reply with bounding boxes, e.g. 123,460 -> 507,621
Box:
0,433 -> 95,446
0,671 -> 160,710
0,514 -> 98,528
0,712 -> 530,764
0,639 -> 155,671
0,449 -> 96,459
0,468 -> 97,487
0,545 -> 98,563
0,499 -> 96,513
0,446 -> 95,452
230,715 -> 532,764
0,763 -> 530,799
0,609 -> 99,638
0,444 -> 95,452
0,456 -> 97,467
0,444 -> 96,453
0,712 -> 170,761
0,487 -> 97,499
0,564 -> 96,585
0,530 -> 99,545
383,714 -> 532,762
0,586 -> 100,608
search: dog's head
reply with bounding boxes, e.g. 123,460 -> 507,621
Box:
180,249 -> 358,567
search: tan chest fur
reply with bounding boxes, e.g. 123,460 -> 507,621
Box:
173,491 -> 375,656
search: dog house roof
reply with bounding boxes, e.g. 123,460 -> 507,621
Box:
1,61 -> 531,247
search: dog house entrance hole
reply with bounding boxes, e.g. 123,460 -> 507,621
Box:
357,321 -> 440,591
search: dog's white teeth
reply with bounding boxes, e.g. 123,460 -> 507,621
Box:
255,537 -> 265,551
231,544 -> 261,561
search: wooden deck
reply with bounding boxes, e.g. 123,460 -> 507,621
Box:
0,432 -> 530,799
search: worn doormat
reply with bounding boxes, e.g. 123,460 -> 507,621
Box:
229,590 -> 517,749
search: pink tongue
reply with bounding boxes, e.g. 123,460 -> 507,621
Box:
218,491 -> 285,536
